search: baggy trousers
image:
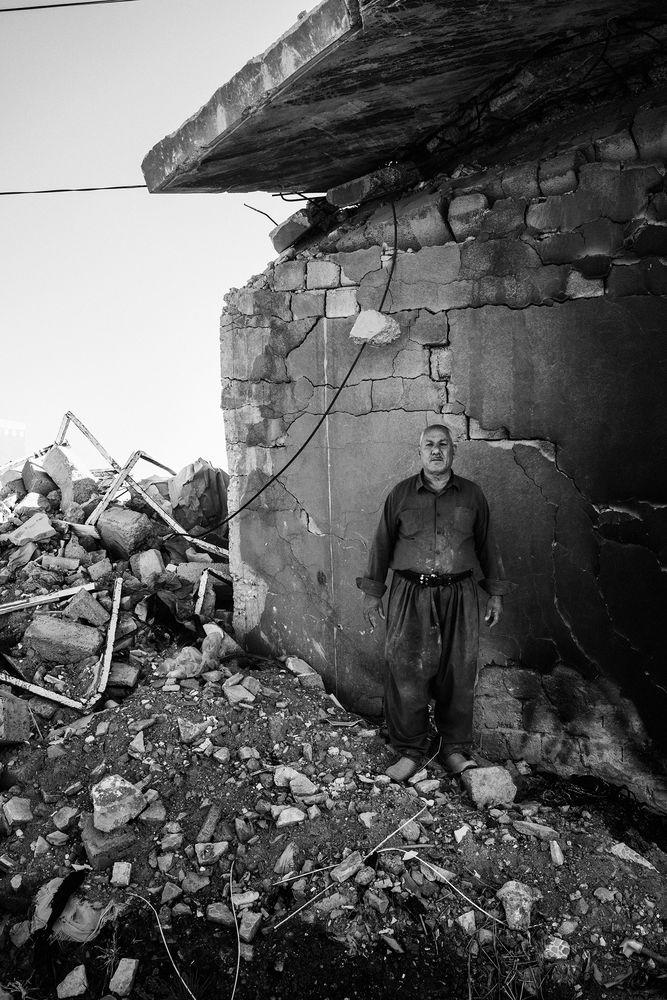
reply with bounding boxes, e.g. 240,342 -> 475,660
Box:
384,573 -> 480,759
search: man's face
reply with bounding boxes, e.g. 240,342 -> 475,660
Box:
419,428 -> 454,475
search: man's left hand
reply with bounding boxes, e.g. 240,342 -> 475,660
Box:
485,596 -> 503,628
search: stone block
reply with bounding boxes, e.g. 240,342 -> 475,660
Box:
206,903 -> 235,926
307,260 -> 340,289
631,105 -> 667,161
107,662 -> 140,689
461,766 -> 517,808
594,130 -> 638,163
365,191 -> 453,250
358,245 -> 462,312
607,258 -> 667,297
460,238 -> 541,279
290,291 -> 325,319
109,958 -> 139,997
42,445 -> 97,510
631,224 -> 667,257
87,558 -> 113,583
234,288 -> 292,321
538,152 -> 581,196
325,287 -> 359,317
526,231 -> 584,264
129,548 -> 164,587
7,511 -> 55,545
526,191 -> 599,232
97,507 -> 152,558
410,311 -> 449,345
269,210 -> 312,253
326,163 -> 420,208
447,193 -> 488,240
239,911 -> 262,943
91,774 -> 147,832
0,694 -> 31,743
65,587 -> 110,627
21,460 -> 56,496
273,260 -> 306,291
478,197 -> 526,237
565,272 -> 603,298
501,163 -> 540,199
24,616 -> 102,662
349,310 -> 401,346
474,692 -> 522,730
428,346 -> 451,381
578,162 -> 662,222
331,247 -> 382,284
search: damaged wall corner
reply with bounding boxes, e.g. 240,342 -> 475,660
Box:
219,95 -> 667,810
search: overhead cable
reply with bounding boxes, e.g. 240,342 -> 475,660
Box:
1,0 -> 140,11
0,183 -> 146,196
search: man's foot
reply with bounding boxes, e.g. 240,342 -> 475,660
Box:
441,751 -> 477,775
385,756 -> 422,782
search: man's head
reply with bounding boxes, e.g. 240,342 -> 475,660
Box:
419,424 -> 455,477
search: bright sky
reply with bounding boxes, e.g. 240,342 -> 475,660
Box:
0,0 -> 315,476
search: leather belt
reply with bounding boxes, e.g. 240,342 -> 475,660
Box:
396,569 -> 473,587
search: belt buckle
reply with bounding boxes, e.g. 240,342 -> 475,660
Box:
419,573 -> 427,584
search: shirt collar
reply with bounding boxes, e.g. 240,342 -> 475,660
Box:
416,470 -> 460,493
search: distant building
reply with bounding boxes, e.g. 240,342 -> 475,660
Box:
0,418 -> 26,466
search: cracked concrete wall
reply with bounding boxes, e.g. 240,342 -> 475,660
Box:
220,97 -> 667,809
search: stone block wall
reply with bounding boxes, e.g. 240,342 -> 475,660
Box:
220,99 -> 667,808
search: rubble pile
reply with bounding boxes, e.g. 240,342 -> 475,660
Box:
0,434 -> 231,714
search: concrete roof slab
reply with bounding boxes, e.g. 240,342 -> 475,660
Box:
142,0 -> 662,195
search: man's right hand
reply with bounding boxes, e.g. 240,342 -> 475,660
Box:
363,594 -> 385,630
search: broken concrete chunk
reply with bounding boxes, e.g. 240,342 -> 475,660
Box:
512,819 -> 558,841
15,492 -> 50,516
8,512 -> 56,545
331,850 -> 364,883
96,506 -> 152,559
610,841 -> 656,870
107,662 -> 140,689
111,861 -> 132,886
177,717 -> 210,745
206,902 -> 235,926
0,693 -> 31,744
275,807 -> 306,828
239,910 -> 262,943
43,444 -> 97,511
306,260 -> 340,289
24,616 -> 102,663
3,796 -> 33,826
167,458 -> 228,533
56,965 -> 88,998
87,557 -> 113,583
224,685 -> 254,706
273,260 -> 306,291
52,806 -> 79,831
349,309 -> 401,346
269,209 -> 312,253
496,880 -> 542,929
109,958 -> 139,997
129,548 -> 165,586
41,554 -> 80,573
284,656 -> 314,677
289,773 -> 319,797
326,162 -> 420,208
195,841 -> 228,865
22,460 -> 57,496
176,562 -> 208,584
460,766 -> 517,809
91,774 -> 147,832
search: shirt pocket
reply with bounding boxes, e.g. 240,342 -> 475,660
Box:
453,506 -> 475,535
399,506 -> 423,538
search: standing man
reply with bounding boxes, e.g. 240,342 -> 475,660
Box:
357,424 -> 510,782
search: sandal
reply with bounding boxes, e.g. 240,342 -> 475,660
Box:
385,756 -> 422,782
441,751 -> 477,775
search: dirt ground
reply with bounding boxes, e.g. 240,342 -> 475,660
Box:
1,650 -> 665,1000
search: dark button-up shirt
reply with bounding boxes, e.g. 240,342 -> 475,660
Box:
357,471 -> 510,598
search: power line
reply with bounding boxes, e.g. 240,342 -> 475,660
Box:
1,0 -> 139,11
0,183 -> 146,195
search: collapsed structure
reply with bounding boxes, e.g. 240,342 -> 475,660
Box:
143,0 -> 667,810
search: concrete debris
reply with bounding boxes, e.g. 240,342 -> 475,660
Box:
7,512 -> 56,545
56,965 -> 88,998
24,616 -> 102,663
108,958 -> 139,997
0,693 -> 31,743
3,796 -> 33,826
91,774 -> 147,832
349,309 -> 401,346
65,588 -> 110,627
42,445 -> 97,512
21,460 -> 57,497
167,458 -> 229,533
460,766 -> 517,808
96,507 -> 152,559
610,841 -> 656,870
496,880 -> 542,929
